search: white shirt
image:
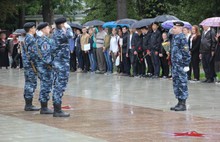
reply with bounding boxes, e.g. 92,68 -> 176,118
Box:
129,34 -> 133,49
204,28 -> 211,36
190,34 -> 195,49
110,35 -> 119,53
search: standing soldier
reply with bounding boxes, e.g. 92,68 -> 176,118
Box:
52,17 -> 73,117
170,22 -> 191,111
35,22 -> 54,114
22,22 -> 40,111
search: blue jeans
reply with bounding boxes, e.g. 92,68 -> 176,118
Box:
76,50 -> 83,69
88,51 -> 97,72
104,50 -> 112,72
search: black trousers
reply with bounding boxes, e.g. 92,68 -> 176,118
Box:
201,53 -> 215,80
145,55 -> 154,75
120,53 -> 130,75
82,51 -> 90,71
160,55 -> 169,77
70,51 -> 77,71
188,53 -> 200,80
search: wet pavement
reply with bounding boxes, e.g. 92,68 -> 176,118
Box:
0,68 -> 220,141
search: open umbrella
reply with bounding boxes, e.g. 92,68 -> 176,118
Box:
200,17 -> 220,27
83,20 -> 105,27
70,23 -> 82,29
102,21 -> 129,28
13,29 -> 26,35
162,20 -> 192,29
131,18 -> 155,28
154,15 -> 179,23
116,18 -> 137,26
103,21 -> 117,28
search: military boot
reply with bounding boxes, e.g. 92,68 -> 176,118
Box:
170,99 -> 181,111
174,99 -> 186,111
53,104 -> 70,117
40,102 -> 53,114
24,98 -> 40,111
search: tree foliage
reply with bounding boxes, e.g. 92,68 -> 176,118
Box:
1,0 -> 220,30
83,0 -> 220,25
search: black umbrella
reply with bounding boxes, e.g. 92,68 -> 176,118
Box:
13,29 -> 26,35
131,18 -> 155,28
83,20 -> 105,27
70,23 -> 82,30
154,15 -> 179,23
116,18 -> 137,26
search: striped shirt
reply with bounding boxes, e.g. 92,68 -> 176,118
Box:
96,30 -> 107,48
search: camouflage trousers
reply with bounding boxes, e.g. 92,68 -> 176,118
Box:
172,64 -> 189,100
37,64 -> 53,103
23,64 -> 37,100
52,60 -> 70,105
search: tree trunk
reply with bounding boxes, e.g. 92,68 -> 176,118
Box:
117,0 -> 127,19
18,6 -> 25,28
42,0 -> 54,25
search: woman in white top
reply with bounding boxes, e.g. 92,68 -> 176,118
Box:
110,28 -> 119,74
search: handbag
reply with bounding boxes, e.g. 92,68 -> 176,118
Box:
115,56 -> 120,66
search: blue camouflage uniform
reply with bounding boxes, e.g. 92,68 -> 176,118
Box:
35,35 -> 53,103
171,33 -> 191,100
22,33 -> 38,100
52,27 -> 73,105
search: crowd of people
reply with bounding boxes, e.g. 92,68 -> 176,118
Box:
1,20 -> 220,84
67,22 -> 220,83
0,18 -> 220,114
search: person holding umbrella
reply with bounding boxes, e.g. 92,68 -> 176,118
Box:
170,21 -> 191,111
200,25 -> 217,83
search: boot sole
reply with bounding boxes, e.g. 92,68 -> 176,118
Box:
53,114 -> 70,117
24,108 -> 40,111
40,112 -> 54,114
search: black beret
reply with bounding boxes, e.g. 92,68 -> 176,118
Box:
23,22 -> 36,28
55,17 -> 67,25
37,22 -> 49,30
173,21 -> 184,27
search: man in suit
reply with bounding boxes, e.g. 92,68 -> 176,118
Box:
141,26 -> 153,77
148,22 -> 162,78
121,26 -> 130,76
200,26 -> 217,83
126,27 -> 138,77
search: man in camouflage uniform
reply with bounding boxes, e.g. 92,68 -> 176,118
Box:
170,21 -> 191,111
35,22 -> 54,114
52,17 -> 73,117
22,22 -> 40,111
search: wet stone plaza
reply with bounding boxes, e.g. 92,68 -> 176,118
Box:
0,69 -> 220,142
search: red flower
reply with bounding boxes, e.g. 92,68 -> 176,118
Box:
140,58 -> 143,62
138,47 -> 141,50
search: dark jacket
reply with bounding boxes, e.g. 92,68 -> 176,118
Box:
126,32 -> 138,53
142,31 -> 151,52
190,35 -> 201,54
134,33 -> 143,53
149,29 -> 162,52
200,29 -> 216,54
215,36 -> 220,61
122,31 -> 129,53
75,34 -> 81,52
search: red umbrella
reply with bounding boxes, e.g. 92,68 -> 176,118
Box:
200,17 -> 220,27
